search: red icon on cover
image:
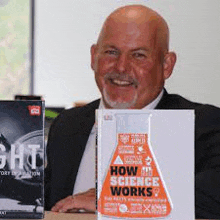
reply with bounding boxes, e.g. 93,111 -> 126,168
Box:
28,106 -> 41,116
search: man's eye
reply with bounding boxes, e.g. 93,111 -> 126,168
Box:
105,50 -> 118,55
133,53 -> 146,58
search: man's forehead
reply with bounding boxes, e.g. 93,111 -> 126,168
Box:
99,18 -> 158,46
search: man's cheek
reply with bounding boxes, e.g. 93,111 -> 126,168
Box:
98,58 -> 115,72
95,75 -> 104,91
130,63 -> 150,79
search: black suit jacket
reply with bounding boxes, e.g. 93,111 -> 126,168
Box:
45,91 -> 220,218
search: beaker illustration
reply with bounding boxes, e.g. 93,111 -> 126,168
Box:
98,112 -> 172,218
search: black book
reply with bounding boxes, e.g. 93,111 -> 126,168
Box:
0,101 -> 44,219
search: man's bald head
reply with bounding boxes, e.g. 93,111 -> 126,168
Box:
97,5 -> 169,54
91,5 -> 176,109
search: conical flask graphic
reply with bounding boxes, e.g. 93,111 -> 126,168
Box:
98,113 -> 172,218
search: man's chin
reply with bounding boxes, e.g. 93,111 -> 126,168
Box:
102,88 -> 137,109
104,101 -> 135,109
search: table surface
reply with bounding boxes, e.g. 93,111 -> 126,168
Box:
44,213 -> 211,220
2,211 -> 213,220
43,213 -> 210,220
2,212 -> 96,220
43,212 -> 96,220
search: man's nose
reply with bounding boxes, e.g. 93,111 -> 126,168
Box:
115,54 -> 129,73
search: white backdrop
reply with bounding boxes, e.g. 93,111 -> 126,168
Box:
34,0 -> 220,107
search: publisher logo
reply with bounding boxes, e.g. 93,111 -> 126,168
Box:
104,114 -> 113,120
28,106 -> 41,116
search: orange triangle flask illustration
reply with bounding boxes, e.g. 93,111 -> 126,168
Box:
98,113 -> 172,218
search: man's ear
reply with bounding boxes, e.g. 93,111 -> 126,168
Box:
90,44 -> 97,71
163,52 -> 177,79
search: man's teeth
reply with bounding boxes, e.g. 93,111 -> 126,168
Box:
112,79 -> 132,86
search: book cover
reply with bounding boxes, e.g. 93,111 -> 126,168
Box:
0,101 -> 44,219
97,110 -> 194,220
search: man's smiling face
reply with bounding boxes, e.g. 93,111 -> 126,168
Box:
91,7 -> 175,109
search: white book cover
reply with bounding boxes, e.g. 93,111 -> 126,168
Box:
97,110 -> 194,220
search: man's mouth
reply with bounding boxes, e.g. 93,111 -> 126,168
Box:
104,72 -> 138,88
110,79 -> 134,86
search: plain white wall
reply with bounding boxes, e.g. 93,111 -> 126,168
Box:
34,0 -> 220,107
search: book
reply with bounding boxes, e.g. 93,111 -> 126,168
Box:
0,101 -> 44,219
97,109 -> 194,220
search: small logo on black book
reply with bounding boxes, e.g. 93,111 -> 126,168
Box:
28,106 -> 41,116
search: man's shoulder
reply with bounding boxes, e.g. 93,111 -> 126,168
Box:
50,99 -> 100,134
58,99 -> 100,119
157,92 -> 201,109
158,91 -> 220,111
158,92 -> 220,126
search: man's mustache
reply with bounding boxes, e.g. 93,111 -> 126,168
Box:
104,72 -> 139,88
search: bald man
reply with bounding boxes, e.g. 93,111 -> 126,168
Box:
45,5 -> 220,219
